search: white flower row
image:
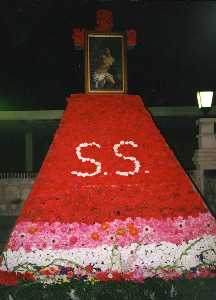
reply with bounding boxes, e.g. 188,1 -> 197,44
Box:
1,235 -> 215,274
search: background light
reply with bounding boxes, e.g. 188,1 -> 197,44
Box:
197,91 -> 213,109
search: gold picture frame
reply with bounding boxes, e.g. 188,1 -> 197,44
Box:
85,32 -> 127,93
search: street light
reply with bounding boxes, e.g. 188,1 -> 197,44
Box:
197,91 -> 213,113
193,91 -> 215,208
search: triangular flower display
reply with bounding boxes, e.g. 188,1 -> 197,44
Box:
0,94 -> 216,285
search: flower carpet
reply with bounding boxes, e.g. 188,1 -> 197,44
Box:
0,94 -> 215,286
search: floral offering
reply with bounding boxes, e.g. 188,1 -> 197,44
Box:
0,94 -> 215,286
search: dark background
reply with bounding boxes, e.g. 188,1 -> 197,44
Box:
0,0 -> 216,110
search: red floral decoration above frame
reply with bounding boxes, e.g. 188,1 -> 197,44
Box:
72,28 -> 85,49
127,29 -> 137,48
95,9 -> 113,32
72,10 -> 137,49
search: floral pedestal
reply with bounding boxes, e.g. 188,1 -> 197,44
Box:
0,94 -> 215,290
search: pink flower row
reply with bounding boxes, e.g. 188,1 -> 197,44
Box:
8,212 -> 216,252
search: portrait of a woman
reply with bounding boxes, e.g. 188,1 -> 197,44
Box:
93,48 -> 115,89
86,33 -> 126,93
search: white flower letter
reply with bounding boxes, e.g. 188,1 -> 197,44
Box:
113,140 -> 141,176
71,142 -> 102,177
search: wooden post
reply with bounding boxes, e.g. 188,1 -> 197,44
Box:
25,129 -> 33,172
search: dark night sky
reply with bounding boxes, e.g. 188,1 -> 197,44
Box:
1,0 -> 216,110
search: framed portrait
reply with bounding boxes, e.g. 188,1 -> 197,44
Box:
85,32 -> 127,93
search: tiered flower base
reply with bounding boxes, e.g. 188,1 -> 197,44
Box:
0,94 -> 215,286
